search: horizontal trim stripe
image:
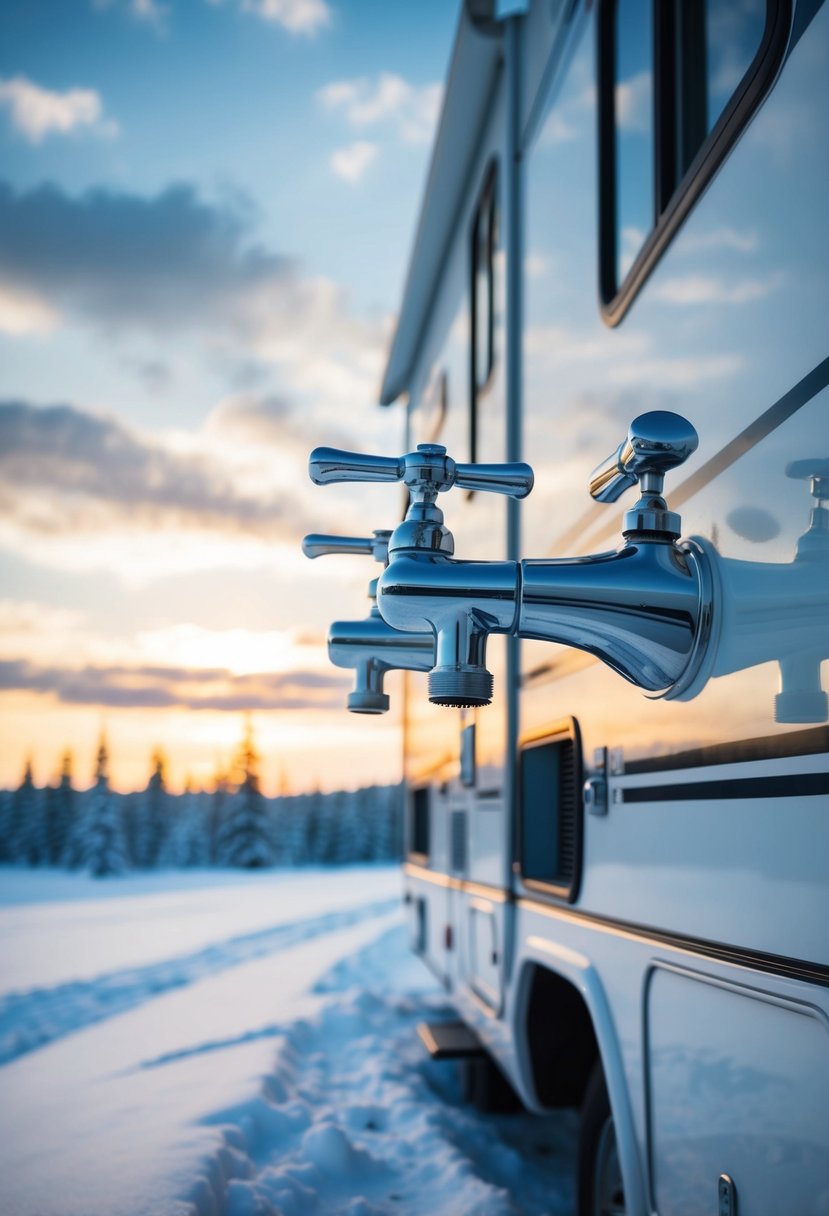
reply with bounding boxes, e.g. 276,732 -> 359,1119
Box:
622,772 -> 829,802
517,898 -> 829,989
625,726 -> 829,774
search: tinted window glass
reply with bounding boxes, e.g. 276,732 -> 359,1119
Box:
601,0 -> 781,317
520,740 -> 562,883
614,0 -> 654,285
705,0 -> 767,129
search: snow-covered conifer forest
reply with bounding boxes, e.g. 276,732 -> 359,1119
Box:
0,730 -> 403,875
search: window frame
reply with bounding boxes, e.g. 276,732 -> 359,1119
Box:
598,0 -> 792,326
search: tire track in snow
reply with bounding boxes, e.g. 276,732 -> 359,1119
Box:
189,924 -> 577,1216
0,896 -> 399,1067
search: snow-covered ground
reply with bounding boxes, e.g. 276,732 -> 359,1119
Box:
0,866 -> 576,1215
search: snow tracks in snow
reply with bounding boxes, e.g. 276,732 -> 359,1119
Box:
0,895 -> 398,1065
190,924 -> 578,1216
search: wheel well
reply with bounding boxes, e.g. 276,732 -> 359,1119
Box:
524,963 -> 599,1108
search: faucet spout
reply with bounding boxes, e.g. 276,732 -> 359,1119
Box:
519,539 -> 711,694
328,605 -> 435,714
378,554 -> 520,707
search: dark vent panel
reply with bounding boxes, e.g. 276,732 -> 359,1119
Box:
410,786 -> 430,860
518,719 -> 583,902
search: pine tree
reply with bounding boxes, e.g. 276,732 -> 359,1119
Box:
43,752 -> 74,865
207,767 -> 230,863
0,789 -> 11,862
78,737 -> 129,878
349,786 -> 375,863
160,784 -> 209,867
216,722 -> 271,868
6,759 -> 40,864
136,749 -> 169,867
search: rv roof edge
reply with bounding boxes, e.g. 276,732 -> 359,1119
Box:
379,6 -> 503,407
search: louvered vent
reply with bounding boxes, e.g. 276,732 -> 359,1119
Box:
518,719 -> 583,902
556,738 -> 577,886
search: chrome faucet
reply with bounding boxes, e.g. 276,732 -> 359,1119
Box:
774,459 -> 829,722
309,413 -> 714,708
302,528 -> 435,714
309,445 -> 533,707
309,416 -> 829,719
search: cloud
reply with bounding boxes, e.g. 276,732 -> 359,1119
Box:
650,274 -> 778,306
0,282 -> 58,336
93,0 -> 169,33
0,657 -> 348,711
615,70 -> 651,133
678,227 -> 760,255
239,0 -> 331,33
330,140 -> 378,184
119,356 -> 172,392
0,180 -> 388,406
539,109 -> 579,144
524,324 -> 743,389
0,399 -> 303,541
608,353 -> 743,389
318,72 -> 442,146
0,180 -> 281,332
0,600 -> 84,638
206,393 -> 296,444
0,75 -> 117,144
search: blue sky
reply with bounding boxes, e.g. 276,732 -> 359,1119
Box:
0,0 -> 457,792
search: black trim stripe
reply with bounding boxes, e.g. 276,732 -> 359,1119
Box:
518,897 -> 829,989
625,725 -> 829,774
622,772 -> 829,802
405,864 -> 829,987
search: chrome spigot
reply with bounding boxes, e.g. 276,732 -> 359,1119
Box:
520,412 -> 711,694
301,527 -> 435,714
309,443 -> 533,707
308,418 -> 713,705
307,420 -> 829,720
588,410 -> 699,538
787,459 -> 829,562
772,460 -> 829,722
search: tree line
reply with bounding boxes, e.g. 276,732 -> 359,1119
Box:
0,727 -> 403,877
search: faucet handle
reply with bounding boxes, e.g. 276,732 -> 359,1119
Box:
589,411 -> 698,538
310,443 -> 533,501
452,459 -> 534,498
302,529 -> 392,564
309,448 -> 404,485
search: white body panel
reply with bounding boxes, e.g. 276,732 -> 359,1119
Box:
380,1 -> 829,1211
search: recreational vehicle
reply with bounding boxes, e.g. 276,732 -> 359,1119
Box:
306,1 -> 829,1211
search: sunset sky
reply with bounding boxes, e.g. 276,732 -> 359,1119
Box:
0,0 -> 456,794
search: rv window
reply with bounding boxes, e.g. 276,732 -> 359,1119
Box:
470,162 -> 498,463
600,0 -> 788,321
517,720 -> 583,903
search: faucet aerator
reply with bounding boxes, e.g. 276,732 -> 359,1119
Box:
428,667 -> 493,709
347,689 -> 391,714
